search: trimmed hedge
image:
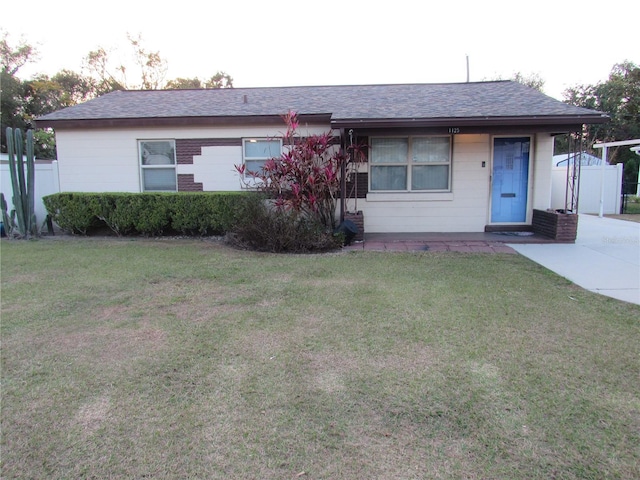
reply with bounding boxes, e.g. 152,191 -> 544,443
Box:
43,192 -> 257,236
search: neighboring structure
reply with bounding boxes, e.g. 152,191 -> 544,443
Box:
593,139 -> 640,216
553,152 -> 605,167
551,162 -> 623,214
36,81 -> 608,233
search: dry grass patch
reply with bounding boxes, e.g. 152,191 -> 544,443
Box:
76,395 -> 112,437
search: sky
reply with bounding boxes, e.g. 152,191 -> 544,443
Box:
2,0 -> 638,101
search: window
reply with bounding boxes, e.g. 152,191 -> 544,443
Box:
243,138 -> 282,174
370,136 -> 451,191
139,140 -> 176,191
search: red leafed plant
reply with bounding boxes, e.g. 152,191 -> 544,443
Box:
235,111 -> 347,230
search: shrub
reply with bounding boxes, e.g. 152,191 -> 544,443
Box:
43,193 -> 101,235
92,193 -> 135,235
43,192 -> 254,236
227,194 -> 343,253
169,192 -> 247,236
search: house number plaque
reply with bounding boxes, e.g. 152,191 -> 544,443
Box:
448,127 -> 460,134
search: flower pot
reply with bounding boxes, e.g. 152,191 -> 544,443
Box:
344,211 -> 364,242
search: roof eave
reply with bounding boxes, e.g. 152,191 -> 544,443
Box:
35,113 -> 333,130
330,114 -> 610,129
35,113 -> 610,132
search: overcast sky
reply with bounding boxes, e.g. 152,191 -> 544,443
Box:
3,0 -> 638,100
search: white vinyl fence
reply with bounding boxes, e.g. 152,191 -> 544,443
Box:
1,159 -> 60,228
551,163 -> 623,214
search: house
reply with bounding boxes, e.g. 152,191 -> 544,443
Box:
35,81 -> 608,233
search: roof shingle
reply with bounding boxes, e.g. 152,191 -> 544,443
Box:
36,81 -> 607,125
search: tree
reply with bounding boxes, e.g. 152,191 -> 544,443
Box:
1,34 -> 94,157
165,72 -> 233,90
84,34 -> 233,91
25,73 -> 83,116
165,77 -> 204,89
49,70 -> 97,106
0,31 -> 36,75
204,72 -> 233,89
2,31 -> 233,156
562,61 -> 640,190
83,47 -> 125,94
83,34 -> 169,91
1,32 -> 37,153
485,71 -> 545,92
20,71 -> 94,158
512,72 -> 545,92
127,33 -> 167,90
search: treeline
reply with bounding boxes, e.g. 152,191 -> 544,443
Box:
1,32 -> 232,158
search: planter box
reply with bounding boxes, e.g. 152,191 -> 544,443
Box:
532,209 -> 578,243
344,211 -> 364,242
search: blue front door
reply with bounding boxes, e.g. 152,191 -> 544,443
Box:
491,137 -> 530,223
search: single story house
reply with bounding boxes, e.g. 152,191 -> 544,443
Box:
36,81 -> 608,233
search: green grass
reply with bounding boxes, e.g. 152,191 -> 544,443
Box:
2,237 -> 639,479
624,198 -> 640,215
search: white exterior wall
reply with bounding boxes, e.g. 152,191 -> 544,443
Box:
361,134 -> 491,233
54,124 -> 330,193
56,129 -> 145,192
354,133 -> 554,233
53,126 -> 556,233
191,146 -> 242,191
530,133 -> 554,213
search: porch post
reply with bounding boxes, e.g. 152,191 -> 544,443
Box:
339,128 -> 346,223
599,145 -> 607,218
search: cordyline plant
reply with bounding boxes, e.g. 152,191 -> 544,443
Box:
235,111 -> 347,230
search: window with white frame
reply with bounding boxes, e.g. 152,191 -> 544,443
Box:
139,140 -> 176,191
242,138 -> 282,174
370,136 -> 451,191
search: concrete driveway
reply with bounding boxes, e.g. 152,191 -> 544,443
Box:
509,215 -> 640,305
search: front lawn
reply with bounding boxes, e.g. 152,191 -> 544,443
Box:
1,238 -> 639,479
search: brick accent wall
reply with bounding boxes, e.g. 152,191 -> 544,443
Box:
175,138 -> 242,165
532,209 -> 578,242
177,174 -> 203,192
346,172 -> 368,199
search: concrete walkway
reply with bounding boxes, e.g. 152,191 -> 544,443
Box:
508,215 -> 640,305
343,230 -> 554,254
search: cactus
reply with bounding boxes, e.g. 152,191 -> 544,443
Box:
1,192 -> 12,236
4,127 -> 37,238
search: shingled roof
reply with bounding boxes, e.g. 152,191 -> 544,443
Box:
36,81 -> 608,130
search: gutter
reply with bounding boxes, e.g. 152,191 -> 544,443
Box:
36,113 -> 610,131
35,113 -> 334,130
330,114 -> 610,129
